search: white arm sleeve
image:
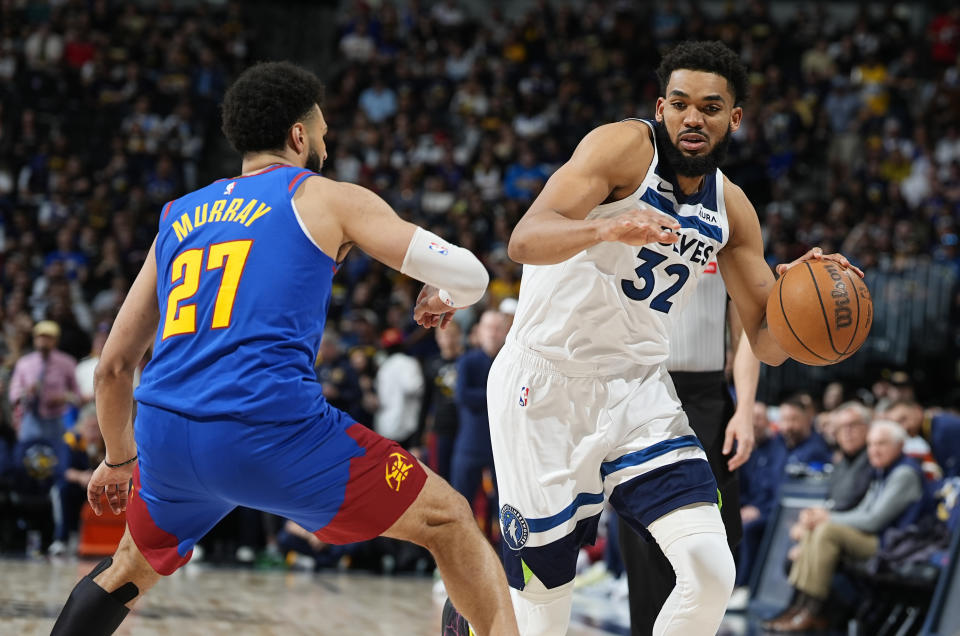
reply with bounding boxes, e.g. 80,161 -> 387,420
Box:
400,227 -> 489,307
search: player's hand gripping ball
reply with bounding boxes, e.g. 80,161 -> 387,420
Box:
766,260 -> 872,366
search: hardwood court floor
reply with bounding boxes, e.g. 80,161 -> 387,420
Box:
0,557 -> 622,635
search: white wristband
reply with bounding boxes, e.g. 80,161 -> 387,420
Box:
400,227 -> 489,307
437,289 -> 456,307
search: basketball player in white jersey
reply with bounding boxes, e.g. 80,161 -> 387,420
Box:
481,41 -> 863,635
618,287 -> 759,636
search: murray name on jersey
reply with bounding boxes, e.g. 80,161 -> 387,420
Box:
170,196 -> 272,242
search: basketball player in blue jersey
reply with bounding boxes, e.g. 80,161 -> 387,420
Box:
51,62 -> 519,636
473,41 -> 865,635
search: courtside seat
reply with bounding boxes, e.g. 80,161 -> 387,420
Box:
77,504 -> 125,557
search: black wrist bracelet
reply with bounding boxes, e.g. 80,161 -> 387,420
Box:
105,455 -> 138,468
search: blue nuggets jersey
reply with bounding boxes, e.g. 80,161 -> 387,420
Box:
510,118 -> 730,371
135,165 -> 334,422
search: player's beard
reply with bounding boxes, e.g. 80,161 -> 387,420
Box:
305,146 -> 322,172
654,120 -> 732,177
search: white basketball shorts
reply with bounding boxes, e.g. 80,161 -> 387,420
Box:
487,341 -> 719,590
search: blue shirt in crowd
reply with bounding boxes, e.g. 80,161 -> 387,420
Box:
453,348 -> 495,462
740,434 -> 789,518
779,430 -> 833,468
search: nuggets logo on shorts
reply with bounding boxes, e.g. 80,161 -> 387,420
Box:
518,386 -> 529,407
499,504 -> 529,551
385,451 -> 414,492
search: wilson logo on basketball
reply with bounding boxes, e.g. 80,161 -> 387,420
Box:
385,452 -> 413,492
825,264 -> 852,328
766,260 -> 873,366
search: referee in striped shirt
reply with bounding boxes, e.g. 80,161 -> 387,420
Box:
618,262 -> 760,635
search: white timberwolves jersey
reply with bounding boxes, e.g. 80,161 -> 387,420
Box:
510,119 -> 730,372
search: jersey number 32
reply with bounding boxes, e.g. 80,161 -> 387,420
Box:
621,247 -> 689,313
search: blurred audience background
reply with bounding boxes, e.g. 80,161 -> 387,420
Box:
0,6 -> 957,625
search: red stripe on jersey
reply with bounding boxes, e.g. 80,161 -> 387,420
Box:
161,200 -> 174,221
313,423 -> 426,544
126,465 -> 193,575
288,170 -> 313,192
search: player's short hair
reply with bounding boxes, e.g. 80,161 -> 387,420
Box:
221,61 -> 325,155
656,41 -> 749,107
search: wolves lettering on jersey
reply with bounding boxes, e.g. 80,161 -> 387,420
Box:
136,165 -> 335,423
510,119 -> 729,370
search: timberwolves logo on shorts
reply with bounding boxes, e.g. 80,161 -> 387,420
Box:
499,504 -> 529,551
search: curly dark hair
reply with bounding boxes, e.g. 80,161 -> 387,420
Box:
221,61 -> 325,155
656,41 -> 749,107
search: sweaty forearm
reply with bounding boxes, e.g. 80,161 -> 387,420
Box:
401,227 -> 489,307
747,325 -> 789,367
93,366 -> 137,463
507,210 -> 604,265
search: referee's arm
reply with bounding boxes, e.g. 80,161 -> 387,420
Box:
722,302 -> 760,470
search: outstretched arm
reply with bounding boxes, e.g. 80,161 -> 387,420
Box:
717,184 -> 789,366
508,122 -> 680,265
722,303 -> 761,471
297,177 -> 489,327
88,238 -> 160,515
719,180 -> 864,367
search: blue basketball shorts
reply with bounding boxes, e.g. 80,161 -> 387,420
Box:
126,403 -> 426,575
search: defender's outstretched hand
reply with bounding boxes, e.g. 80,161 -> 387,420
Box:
414,284 -> 458,329
776,247 -> 864,278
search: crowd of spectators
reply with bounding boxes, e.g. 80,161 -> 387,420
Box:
0,0 -> 248,406
0,0 -> 249,556
735,378 -> 960,630
0,1 -> 958,597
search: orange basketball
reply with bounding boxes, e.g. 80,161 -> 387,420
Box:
766,260 -> 873,366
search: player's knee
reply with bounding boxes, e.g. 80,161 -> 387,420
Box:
117,541 -> 154,574
696,535 -> 735,598
440,491 -> 475,531
418,484 -> 475,550
668,533 -> 735,612
96,534 -> 161,594
511,576 -> 574,636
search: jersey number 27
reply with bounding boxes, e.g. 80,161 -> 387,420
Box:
162,240 -> 252,339
621,247 -> 689,313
